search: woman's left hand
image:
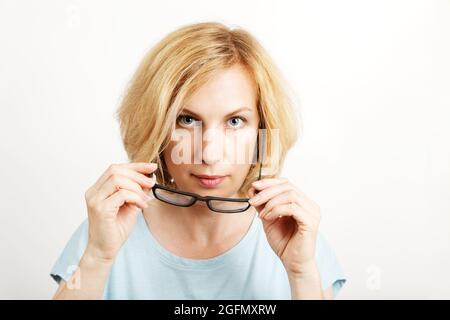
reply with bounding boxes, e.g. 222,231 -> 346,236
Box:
248,178 -> 321,277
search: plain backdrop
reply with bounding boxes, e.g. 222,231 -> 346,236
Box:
1,0 -> 449,299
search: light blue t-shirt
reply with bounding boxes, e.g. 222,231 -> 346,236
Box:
50,210 -> 346,299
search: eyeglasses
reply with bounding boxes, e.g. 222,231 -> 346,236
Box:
149,125 -> 266,214
152,183 -> 252,213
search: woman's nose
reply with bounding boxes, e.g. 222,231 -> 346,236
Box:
199,129 -> 225,165
201,140 -> 222,165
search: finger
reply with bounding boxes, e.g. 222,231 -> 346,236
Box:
96,174 -> 154,202
142,186 -> 152,194
249,182 -> 293,206
103,188 -> 149,212
93,162 -> 157,194
252,179 -> 317,214
247,186 -> 258,198
294,190 -> 320,213
247,186 -> 265,212
251,177 -> 287,190
264,202 -> 305,221
259,190 -> 301,218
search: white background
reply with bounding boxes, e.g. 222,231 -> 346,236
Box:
1,0 -> 449,299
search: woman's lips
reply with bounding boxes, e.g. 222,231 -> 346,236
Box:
192,174 -> 226,188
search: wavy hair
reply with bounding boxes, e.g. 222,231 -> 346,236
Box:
115,22 -> 300,195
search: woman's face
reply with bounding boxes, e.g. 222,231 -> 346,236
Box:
162,64 -> 260,199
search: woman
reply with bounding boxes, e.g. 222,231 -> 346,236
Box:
50,22 -> 346,299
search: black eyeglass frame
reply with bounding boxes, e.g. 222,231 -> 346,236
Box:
150,124 -> 266,214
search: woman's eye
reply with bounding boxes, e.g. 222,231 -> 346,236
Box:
177,115 -> 198,127
227,116 -> 246,128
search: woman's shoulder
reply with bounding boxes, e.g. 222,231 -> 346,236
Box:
50,218 -> 89,284
50,211 -> 148,284
314,231 -> 347,297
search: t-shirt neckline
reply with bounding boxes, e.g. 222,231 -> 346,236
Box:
137,208 -> 259,270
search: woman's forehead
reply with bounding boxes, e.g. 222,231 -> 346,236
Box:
182,65 -> 258,117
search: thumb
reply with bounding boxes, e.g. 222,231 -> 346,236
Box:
247,186 -> 265,214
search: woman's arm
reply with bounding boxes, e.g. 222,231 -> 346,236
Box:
286,262 -> 334,299
52,247 -> 114,300
248,178 -> 328,300
52,162 -> 157,300
290,284 -> 334,300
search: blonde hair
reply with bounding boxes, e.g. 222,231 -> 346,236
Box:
115,22 -> 300,196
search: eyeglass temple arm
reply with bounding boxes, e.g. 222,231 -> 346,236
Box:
257,122 -> 266,181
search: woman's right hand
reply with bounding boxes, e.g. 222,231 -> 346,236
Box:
83,162 -> 157,262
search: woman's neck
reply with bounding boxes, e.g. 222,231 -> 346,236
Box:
143,199 -> 257,257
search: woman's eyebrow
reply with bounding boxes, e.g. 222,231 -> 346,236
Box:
181,107 -> 253,118
225,107 -> 253,117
